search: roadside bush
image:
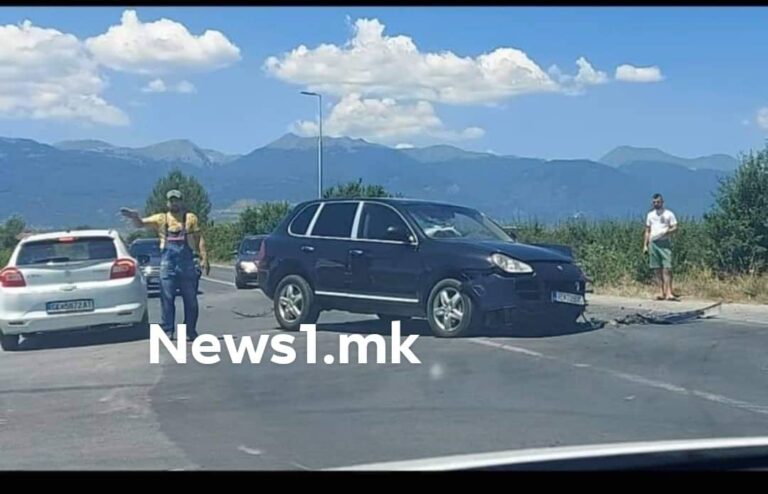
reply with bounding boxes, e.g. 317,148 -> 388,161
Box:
512,217 -> 710,285
704,145 -> 768,274
206,221 -> 242,262
239,201 -> 292,236
0,215 -> 25,267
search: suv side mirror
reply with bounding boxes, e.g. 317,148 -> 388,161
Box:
386,225 -> 413,243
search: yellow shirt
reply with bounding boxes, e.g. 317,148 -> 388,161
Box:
142,211 -> 201,252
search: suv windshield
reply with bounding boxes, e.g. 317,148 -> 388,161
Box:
402,203 -> 513,242
17,237 -> 117,265
240,238 -> 262,254
130,240 -> 161,257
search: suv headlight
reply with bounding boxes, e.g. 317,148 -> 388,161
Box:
490,253 -> 533,274
240,261 -> 258,273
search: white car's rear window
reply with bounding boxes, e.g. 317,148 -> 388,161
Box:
16,237 -> 117,266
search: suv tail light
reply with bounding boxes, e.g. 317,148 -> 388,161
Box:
110,258 -> 136,280
0,267 -> 26,288
256,240 -> 267,269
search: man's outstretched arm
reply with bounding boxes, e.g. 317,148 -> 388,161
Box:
120,208 -> 159,230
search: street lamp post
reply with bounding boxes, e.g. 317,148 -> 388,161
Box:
301,91 -> 323,198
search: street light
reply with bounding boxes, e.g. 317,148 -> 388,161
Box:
300,91 -> 323,198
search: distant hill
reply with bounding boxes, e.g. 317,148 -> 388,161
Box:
53,139 -> 241,168
600,145 -> 739,171
400,145 -> 498,163
0,133 -> 732,228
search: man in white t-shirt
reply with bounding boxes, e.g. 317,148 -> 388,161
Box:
643,193 -> 679,301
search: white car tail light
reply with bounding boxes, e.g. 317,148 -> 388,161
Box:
110,258 -> 136,280
0,267 -> 26,288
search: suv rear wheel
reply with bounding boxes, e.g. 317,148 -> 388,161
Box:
0,333 -> 20,351
426,279 -> 476,338
273,274 -> 320,331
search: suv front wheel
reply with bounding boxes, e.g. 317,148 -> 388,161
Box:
426,279 -> 476,338
273,274 -> 320,331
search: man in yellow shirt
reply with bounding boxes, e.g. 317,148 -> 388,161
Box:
121,190 -> 209,340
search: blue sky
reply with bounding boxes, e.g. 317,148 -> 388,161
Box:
0,6 -> 766,160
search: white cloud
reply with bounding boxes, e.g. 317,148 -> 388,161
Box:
0,20 -> 128,125
615,64 -> 664,83
757,107 -> 768,131
293,93 -> 484,144
176,80 -> 196,94
574,57 -> 609,86
265,18 -> 558,105
548,57 -> 608,95
395,143 -> 414,149
141,78 -> 196,94
85,9 -> 241,75
141,78 -> 167,93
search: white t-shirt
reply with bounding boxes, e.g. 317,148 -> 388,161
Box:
646,208 -> 678,241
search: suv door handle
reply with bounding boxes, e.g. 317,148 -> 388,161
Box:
349,249 -> 364,256
301,245 -> 315,253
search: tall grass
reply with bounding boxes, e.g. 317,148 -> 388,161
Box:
512,217 -> 765,302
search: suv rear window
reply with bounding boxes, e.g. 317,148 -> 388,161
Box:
239,237 -> 262,254
130,240 -> 160,257
310,202 -> 358,238
288,203 -> 320,236
17,237 -> 117,266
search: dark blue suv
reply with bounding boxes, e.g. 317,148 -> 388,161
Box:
257,198 -> 587,337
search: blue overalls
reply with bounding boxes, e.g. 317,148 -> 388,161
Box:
159,212 -> 200,338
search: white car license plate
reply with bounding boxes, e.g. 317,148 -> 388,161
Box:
46,299 -> 95,314
551,291 -> 585,306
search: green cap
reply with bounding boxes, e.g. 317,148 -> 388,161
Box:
166,189 -> 183,200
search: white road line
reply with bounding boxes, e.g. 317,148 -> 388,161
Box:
201,276 -> 236,288
469,337 -> 768,417
211,264 -> 235,270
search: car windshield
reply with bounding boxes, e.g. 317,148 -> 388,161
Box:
130,240 -> 161,257
240,238 -> 262,254
17,237 -> 117,265
403,203 -> 513,242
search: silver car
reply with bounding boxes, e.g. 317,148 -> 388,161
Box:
0,229 -> 149,351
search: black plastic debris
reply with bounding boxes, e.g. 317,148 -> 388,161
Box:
585,302 -> 722,329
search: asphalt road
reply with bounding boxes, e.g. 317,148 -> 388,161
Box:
2,264 -> 768,470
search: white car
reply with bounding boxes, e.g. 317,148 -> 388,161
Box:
0,229 -> 149,351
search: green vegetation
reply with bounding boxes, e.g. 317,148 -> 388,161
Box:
322,178 -> 400,199
0,216 -> 25,267
144,168 -> 212,225
704,146 -> 768,275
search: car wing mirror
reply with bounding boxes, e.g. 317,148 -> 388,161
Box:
386,225 -> 414,243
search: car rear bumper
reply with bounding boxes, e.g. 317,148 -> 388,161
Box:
236,269 -> 260,284
0,302 -> 146,335
0,277 -> 147,335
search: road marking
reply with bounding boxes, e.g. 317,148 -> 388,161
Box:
201,276 -> 236,288
211,264 -> 235,270
469,337 -> 768,417
237,445 -> 262,456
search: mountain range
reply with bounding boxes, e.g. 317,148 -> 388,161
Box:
0,134 -> 738,228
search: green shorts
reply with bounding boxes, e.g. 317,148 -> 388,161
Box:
650,239 -> 673,269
